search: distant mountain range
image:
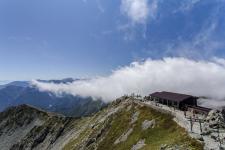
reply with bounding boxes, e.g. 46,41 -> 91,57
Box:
36,78 -> 77,84
0,78 -> 106,117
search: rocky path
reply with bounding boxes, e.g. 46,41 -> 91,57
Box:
135,100 -> 225,150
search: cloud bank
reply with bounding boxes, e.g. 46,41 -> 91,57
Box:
32,57 -> 225,107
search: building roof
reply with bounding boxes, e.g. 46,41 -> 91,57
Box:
150,91 -> 197,102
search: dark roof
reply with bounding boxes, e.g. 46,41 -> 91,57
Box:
150,91 -> 197,102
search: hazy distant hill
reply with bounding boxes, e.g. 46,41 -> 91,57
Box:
36,78 -> 76,84
0,79 -> 106,117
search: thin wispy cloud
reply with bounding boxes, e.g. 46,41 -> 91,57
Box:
96,0 -> 105,13
33,57 -> 225,108
165,3 -> 225,59
120,0 -> 158,24
121,0 -> 149,24
81,0 -> 104,13
117,0 -> 157,41
174,0 -> 201,13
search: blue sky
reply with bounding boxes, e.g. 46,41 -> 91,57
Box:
0,0 -> 225,80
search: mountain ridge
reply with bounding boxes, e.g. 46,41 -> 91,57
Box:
0,96 -> 203,150
0,79 -> 106,117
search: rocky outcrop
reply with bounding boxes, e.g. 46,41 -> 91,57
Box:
222,108 -> 225,121
130,111 -> 140,124
197,109 -> 225,150
202,110 -> 225,136
0,105 -> 73,150
160,144 -> 190,150
142,119 -> 155,130
114,128 -> 133,144
205,110 -> 225,129
131,139 -> 145,150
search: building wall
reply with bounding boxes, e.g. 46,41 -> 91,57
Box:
179,98 -> 197,110
150,96 -> 198,111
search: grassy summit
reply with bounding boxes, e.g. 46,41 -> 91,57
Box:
64,99 -> 203,150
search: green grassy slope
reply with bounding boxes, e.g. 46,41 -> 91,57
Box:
64,99 -> 203,150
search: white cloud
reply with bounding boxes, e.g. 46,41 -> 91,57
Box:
199,98 -> 225,109
96,0 -> 105,13
32,57 -> 225,108
164,16 -> 224,59
174,0 -> 201,13
121,0 -> 158,24
82,0 -> 104,13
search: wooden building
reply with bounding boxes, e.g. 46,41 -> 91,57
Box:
149,91 -> 198,110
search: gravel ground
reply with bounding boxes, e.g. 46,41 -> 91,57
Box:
142,101 -> 225,150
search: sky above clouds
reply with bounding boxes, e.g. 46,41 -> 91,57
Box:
0,0 -> 225,80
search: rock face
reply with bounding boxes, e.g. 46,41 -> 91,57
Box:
130,111 -> 140,124
160,144 -> 187,150
200,109 -> 225,148
222,107 -> 225,122
0,96 -> 203,150
131,139 -> 145,150
0,104 -> 73,150
114,128 -> 133,144
142,119 -> 156,130
205,110 -> 225,129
